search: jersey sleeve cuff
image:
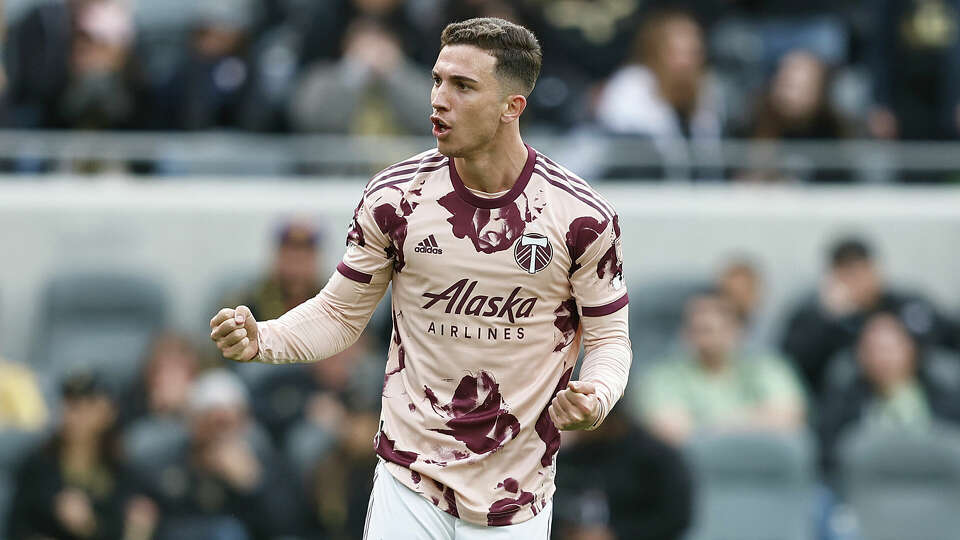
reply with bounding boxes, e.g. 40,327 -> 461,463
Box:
337,261 -> 373,284
581,293 -> 629,317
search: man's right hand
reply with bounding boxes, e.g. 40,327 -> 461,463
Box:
210,305 -> 260,362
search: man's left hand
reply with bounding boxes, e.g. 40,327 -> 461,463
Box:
548,381 -> 601,431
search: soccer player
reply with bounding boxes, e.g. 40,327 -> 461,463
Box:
210,17 -> 631,539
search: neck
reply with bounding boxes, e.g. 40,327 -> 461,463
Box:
698,352 -> 730,374
63,436 -> 100,468
453,129 -> 527,194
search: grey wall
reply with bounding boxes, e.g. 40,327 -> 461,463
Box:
1,178 -> 959,365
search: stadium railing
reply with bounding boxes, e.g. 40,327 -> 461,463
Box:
1,131 -> 960,181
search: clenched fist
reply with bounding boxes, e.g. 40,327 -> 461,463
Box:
548,381 -> 601,431
210,305 -> 259,362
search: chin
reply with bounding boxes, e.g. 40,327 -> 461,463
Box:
436,141 -> 461,158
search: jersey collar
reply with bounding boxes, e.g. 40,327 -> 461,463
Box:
448,144 -> 537,209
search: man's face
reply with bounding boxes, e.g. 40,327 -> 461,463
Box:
274,241 -> 318,297
430,45 -> 510,157
191,406 -> 245,446
685,297 -> 740,364
833,259 -> 881,309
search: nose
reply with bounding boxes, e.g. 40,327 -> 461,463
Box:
431,83 -> 449,112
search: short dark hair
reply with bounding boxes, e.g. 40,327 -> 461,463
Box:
687,288 -> 740,323
830,237 -> 872,267
440,17 -> 542,96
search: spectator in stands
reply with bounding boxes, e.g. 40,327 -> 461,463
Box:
298,385 -> 381,538
750,51 -> 845,141
288,17 -> 432,135
256,335 -> 380,538
62,0 -> 138,130
716,256 -> 776,351
148,0 -> 265,130
120,333 -> 203,427
252,333 -> 381,444
500,0 -> 642,128
220,220 -> 324,322
3,0 -> 139,130
6,370 -> 158,540
553,410 -> 693,540
780,236 -> 959,398
818,312 -> 960,474
637,290 -> 806,446
869,0 -> 960,141
594,8 -> 725,179
147,369 -> 302,540
738,50 -> 849,183
296,0 -> 444,69
0,359 -> 48,431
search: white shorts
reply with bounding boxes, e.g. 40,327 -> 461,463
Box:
363,461 -> 553,540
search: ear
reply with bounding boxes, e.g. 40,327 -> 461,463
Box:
501,94 -> 527,124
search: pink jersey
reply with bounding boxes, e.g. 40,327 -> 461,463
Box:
256,145 -> 631,526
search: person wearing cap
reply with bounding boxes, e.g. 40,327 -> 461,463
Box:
780,236 -> 960,398
7,370 -> 158,540
218,220 -> 325,323
4,0 -> 140,132
143,369 -> 302,540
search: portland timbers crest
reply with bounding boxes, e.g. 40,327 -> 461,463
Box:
514,232 -> 553,274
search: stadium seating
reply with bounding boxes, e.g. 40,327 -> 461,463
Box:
30,272 -> 167,393
0,470 -> 10,540
0,428 -> 46,540
838,423 -> 960,540
685,431 -> 815,540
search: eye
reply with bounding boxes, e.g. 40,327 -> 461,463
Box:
433,76 -> 441,86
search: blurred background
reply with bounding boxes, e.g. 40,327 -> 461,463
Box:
1,0 -> 960,539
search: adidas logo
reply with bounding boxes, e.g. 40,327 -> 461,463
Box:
415,235 -> 443,255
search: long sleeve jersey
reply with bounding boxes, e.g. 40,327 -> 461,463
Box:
255,145 -> 632,526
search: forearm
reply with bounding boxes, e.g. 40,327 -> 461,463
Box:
256,271 -> 387,364
579,304 -> 631,429
579,336 -> 632,429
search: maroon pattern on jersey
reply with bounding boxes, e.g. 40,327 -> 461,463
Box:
375,429 -> 418,467
372,203 -> 410,272
553,299 -> 581,352
383,310 -> 406,392
438,192 -> 526,254
442,482 -> 460,518
597,215 -> 623,282
425,371 -> 521,455
565,216 -> 609,276
534,366 -> 574,466
488,478 -> 535,526
346,199 -> 365,248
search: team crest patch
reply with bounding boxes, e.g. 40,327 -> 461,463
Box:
514,233 -> 553,274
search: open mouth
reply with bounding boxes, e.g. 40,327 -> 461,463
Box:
431,116 -> 451,137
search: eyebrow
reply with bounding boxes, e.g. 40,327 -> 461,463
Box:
432,71 -> 480,84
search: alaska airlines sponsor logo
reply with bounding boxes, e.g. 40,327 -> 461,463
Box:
421,279 -> 537,323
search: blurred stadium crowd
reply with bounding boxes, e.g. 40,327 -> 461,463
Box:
2,218 -> 960,540
1,0 -> 960,180
3,1 -> 960,540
